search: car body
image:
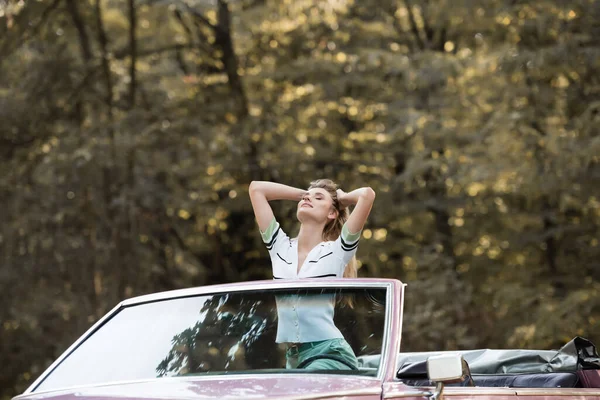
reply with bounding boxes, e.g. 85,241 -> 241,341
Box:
14,278 -> 600,400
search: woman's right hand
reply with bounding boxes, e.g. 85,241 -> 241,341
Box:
336,189 -> 351,209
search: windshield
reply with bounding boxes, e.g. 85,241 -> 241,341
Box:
34,286 -> 388,392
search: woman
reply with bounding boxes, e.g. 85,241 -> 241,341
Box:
248,179 -> 376,371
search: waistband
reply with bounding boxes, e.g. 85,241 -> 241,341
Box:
286,339 -> 334,352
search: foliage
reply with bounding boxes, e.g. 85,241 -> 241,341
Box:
1,0 -> 599,398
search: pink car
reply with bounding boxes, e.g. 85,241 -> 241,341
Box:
14,279 -> 600,400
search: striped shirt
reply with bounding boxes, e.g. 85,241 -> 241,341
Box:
261,218 -> 361,280
260,218 -> 361,343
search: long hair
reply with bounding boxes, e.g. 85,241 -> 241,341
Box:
308,179 -> 358,278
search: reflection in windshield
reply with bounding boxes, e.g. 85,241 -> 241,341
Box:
34,287 -> 386,392
156,294 -> 274,375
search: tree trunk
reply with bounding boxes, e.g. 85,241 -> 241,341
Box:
403,0 -> 427,50
216,0 -> 248,118
542,197 -> 565,297
65,0 -> 92,61
65,0 -> 92,130
94,0 -> 116,158
128,0 -> 137,109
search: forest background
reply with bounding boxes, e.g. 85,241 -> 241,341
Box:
1,0 -> 599,398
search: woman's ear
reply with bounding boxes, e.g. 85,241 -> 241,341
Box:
327,208 -> 339,220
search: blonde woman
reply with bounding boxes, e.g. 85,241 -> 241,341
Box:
249,179 -> 375,370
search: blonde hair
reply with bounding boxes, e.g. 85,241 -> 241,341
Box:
308,179 -> 358,278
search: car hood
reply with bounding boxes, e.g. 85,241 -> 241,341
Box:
16,374 -> 382,400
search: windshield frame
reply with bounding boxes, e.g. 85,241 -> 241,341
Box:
24,278 -> 397,395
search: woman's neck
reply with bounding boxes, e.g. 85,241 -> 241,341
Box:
297,222 -> 325,252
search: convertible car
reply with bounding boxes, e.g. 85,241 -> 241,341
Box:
14,279 -> 600,400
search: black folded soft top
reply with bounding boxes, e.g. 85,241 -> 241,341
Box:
358,337 -> 600,374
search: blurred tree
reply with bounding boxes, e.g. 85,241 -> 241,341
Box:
0,0 -> 599,398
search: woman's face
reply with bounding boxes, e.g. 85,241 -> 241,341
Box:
296,187 -> 337,223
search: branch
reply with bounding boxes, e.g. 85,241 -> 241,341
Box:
215,0 -> 248,117
94,0 -> 116,163
173,48 -> 189,74
113,43 -> 193,59
183,2 -> 224,35
0,136 -> 37,160
64,0 -> 92,125
403,0 -> 427,50
421,0 -> 433,44
0,0 -> 62,57
63,67 -> 100,112
173,8 -> 194,41
65,0 -> 92,61
128,0 -> 137,108
172,8 -> 216,58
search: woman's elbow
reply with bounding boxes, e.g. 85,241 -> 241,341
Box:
364,187 -> 376,201
249,180 -> 263,194
249,181 -> 269,199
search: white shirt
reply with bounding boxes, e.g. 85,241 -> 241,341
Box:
261,219 -> 360,343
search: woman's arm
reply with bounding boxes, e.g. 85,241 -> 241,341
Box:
249,181 -> 306,232
337,187 -> 376,235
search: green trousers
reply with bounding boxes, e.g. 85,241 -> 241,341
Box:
285,338 -> 358,370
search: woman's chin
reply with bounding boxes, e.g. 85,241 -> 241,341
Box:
297,208 -> 315,220
297,209 -> 327,224
296,209 -> 307,220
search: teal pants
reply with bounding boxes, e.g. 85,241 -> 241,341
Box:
286,338 -> 358,370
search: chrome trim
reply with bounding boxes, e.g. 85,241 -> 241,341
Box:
122,278 -> 397,306
384,387 -> 600,398
430,381 -> 444,400
281,387 -> 382,400
515,389 -> 600,396
22,278 -> 398,395
385,388 -> 519,397
375,280 -> 394,381
383,390 -> 432,398
17,374 -> 382,399
393,283 -> 406,377
438,388 -> 518,395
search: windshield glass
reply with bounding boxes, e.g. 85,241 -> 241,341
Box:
35,286 -> 388,392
